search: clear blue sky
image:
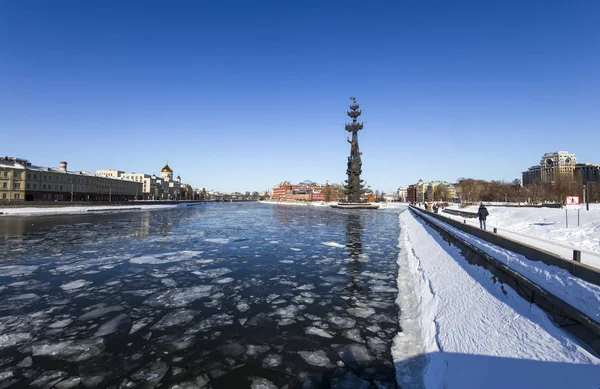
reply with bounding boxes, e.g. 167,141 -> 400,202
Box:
1,1 -> 599,193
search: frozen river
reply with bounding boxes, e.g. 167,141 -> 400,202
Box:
0,203 -> 402,388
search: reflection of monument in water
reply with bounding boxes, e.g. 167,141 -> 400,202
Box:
346,212 -> 364,295
332,97 -> 379,209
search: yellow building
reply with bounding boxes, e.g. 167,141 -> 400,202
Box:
0,157 -> 27,202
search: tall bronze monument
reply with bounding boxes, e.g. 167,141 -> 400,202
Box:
333,97 -> 379,209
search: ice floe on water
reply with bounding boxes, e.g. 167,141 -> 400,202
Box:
152,309 -> 197,330
192,267 -> 232,279
60,279 -> 90,291
205,238 -> 229,244
78,305 -> 124,321
322,241 -> 346,248
94,313 -> 131,337
305,326 -> 333,338
0,265 -> 38,277
298,350 -> 331,367
144,286 -> 213,308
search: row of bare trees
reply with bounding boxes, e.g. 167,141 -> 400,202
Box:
456,177 -> 599,204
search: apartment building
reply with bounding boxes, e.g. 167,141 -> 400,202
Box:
1,157 -> 141,202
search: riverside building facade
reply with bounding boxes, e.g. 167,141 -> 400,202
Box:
1,157 -> 141,202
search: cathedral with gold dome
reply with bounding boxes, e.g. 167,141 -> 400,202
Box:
152,161 -> 184,200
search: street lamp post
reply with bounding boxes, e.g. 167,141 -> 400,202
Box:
109,184 -> 112,202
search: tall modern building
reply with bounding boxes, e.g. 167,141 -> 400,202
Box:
522,151 -> 577,186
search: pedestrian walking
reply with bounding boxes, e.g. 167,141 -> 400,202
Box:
477,203 -> 489,230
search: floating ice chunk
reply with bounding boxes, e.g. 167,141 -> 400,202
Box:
161,278 -> 177,287
278,318 -> 296,326
321,275 -> 347,284
338,344 -> 375,366
279,260 -> 294,264
327,315 -> 356,329
196,259 -> 214,264
54,377 -> 82,389
129,360 -> 169,387
366,336 -> 388,354
49,319 -> 73,329
129,318 -> 152,334
192,268 -> 232,279
246,344 -> 270,356
236,302 -> 250,312
214,277 -> 234,284
205,238 -> 229,244
0,265 -> 38,277
262,353 -> 282,368
0,332 -> 32,349
124,289 -> 157,297
347,307 -> 375,318
186,313 -> 234,333
251,377 -> 278,389
275,305 -> 301,318
295,284 -> 314,291
290,248 -> 302,251
322,241 -> 345,248
78,305 -> 124,321
366,324 -> 381,333
30,370 -> 67,387
306,327 -> 333,338
144,286 -> 213,308
152,310 -> 196,330
371,285 -> 397,293
60,280 -> 90,291
32,338 -> 104,362
269,241 -> 279,244
8,293 -> 39,301
94,313 -> 131,337
265,294 -> 280,303
16,356 -> 32,367
298,350 -> 331,367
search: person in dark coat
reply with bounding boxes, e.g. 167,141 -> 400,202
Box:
477,203 -> 489,230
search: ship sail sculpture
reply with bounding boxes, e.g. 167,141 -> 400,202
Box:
332,97 -> 379,209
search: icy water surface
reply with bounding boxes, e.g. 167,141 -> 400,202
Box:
0,203 -> 402,388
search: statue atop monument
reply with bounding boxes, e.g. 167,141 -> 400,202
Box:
343,97 -> 367,203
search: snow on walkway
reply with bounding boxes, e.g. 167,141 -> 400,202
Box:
393,210 -> 600,389
416,208 -> 600,323
443,204 -> 600,268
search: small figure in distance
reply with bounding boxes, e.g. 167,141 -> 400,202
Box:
477,203 -> 489,230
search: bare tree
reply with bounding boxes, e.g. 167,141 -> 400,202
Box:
435,184 -> 450,202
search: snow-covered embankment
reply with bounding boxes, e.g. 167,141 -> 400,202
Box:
393,210 -> 600,389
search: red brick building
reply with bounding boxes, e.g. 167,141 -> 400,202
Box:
271,180 -> 334,202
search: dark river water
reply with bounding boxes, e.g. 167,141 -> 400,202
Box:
0,203 -> 403,389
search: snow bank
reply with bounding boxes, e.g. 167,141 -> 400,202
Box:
443,205 -> 600,268
0,204 -> 177,216
394,210 -> 600,389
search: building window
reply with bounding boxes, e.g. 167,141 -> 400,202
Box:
43,175 -> 47,180
14,194 -> 20,200
14,172 -> 21,179
43,184 -> 46,189
27,183 -> 30,189
34,174 -> 37,179
60,186 -> 63,190
33,184 -> 37,189
2,193 -> 6,199
2,183 -> 6,189
13,183 -> 20,189
3,172 -> 7,178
